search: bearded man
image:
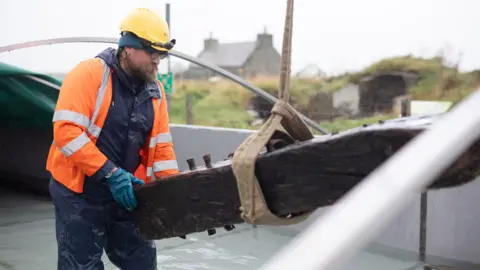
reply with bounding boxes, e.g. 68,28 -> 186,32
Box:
45,8 -> 179,270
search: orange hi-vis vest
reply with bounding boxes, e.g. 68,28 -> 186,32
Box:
46,57 -> 179,193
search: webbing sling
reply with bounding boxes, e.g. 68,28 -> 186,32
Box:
231,0 -> 315,225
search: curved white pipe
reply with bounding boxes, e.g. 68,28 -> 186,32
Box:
0,37 -> 329,134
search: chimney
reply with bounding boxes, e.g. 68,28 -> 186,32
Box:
256,26 -> 273,48
204,32 -> 218,51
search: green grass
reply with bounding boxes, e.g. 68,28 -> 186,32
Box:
168,80 -> 254,129
167,55 -> 480,132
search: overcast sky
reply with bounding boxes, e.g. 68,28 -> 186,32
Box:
0,0 -> 478,76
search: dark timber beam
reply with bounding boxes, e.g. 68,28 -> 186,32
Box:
132,115 -> 480,240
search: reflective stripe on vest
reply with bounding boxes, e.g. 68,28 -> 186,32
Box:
148,132 -> 172,147
52,58 -> 178,176
146,160 -> 179,177
146,131 -> 178,177
52,59 -> 110,156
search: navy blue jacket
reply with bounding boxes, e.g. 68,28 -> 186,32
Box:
88,48 -> 161,182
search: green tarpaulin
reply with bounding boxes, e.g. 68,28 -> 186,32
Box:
0,62 -> 174,130
0,62 -> 60,129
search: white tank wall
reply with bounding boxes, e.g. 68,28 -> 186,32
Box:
374,196 -> 422,254
170,124 -> 254,170
426,179 -> 480,265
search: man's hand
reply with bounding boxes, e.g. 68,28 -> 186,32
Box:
105,167 -> 145,210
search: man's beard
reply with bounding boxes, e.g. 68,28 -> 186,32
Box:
126,58 -> 158,83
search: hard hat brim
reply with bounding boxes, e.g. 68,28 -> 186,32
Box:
151,45 -> 168,52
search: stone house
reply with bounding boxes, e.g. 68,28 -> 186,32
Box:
183,30 -> 281,79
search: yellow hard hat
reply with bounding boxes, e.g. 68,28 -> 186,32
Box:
120,8 -> 175,52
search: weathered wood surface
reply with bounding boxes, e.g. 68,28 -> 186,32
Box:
132,115 -> 480,240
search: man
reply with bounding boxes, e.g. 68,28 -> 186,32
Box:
45,8 -> 179,270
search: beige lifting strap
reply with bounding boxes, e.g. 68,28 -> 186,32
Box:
231,0 -> 315,225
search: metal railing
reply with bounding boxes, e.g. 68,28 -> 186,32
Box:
259,89 -> 480,270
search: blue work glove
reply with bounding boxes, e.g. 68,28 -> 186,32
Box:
105,167 -> 144,211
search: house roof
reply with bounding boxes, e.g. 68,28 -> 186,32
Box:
197,41 -> 257,67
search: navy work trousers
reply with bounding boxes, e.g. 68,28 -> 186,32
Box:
49,178 -> 156,270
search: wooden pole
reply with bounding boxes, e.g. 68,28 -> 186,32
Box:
166,3 -> 171,75
400,96 -> 428,263
165,3 -> 172,110
186,94 -> 193,125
